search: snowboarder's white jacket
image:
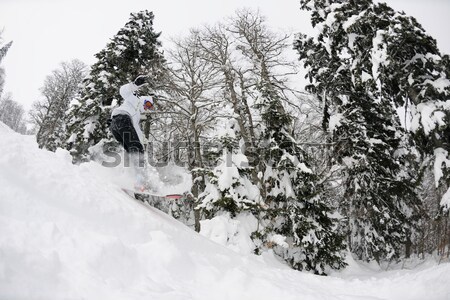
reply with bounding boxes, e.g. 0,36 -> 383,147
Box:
111,82 -> 150,144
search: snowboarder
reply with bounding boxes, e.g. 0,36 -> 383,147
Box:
109,75 -> 155,191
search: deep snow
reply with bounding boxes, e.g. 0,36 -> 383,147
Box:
1,124 -> 449,300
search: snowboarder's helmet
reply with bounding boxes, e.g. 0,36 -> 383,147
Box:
143,97 -> 154,110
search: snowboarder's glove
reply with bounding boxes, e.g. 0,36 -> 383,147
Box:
134,75 -> 148,87
107,118 -> 112,127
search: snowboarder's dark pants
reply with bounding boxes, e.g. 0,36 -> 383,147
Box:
110,114 -> 144,154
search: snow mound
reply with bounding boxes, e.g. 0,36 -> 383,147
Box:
1,129 -> 450,300
0,121 -> 13,133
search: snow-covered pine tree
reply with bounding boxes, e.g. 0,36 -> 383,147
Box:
379,9 -> 450,211
0,38 -> 12,97
294,0 -> 424,261
199,119 -> 260,217
0,40 -> 11,62
253,76 -> 346,274
33,60 -> 86,151
221,9 -> 346,273
65,10 -> 165,162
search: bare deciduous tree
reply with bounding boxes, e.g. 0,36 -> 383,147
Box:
30,59 -> 87,151
0,94 -> 27,134
153,31 -> 224,231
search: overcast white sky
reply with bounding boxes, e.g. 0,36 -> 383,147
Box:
1,0 -> 449,110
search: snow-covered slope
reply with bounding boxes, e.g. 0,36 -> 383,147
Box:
0,121 -> 13,133
1,125 -> 449,300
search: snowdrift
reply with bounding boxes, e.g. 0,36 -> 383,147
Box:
1,124 -> 449,300
0,121 -> 13,133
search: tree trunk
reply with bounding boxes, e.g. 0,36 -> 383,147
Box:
189,105 -> 204,232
